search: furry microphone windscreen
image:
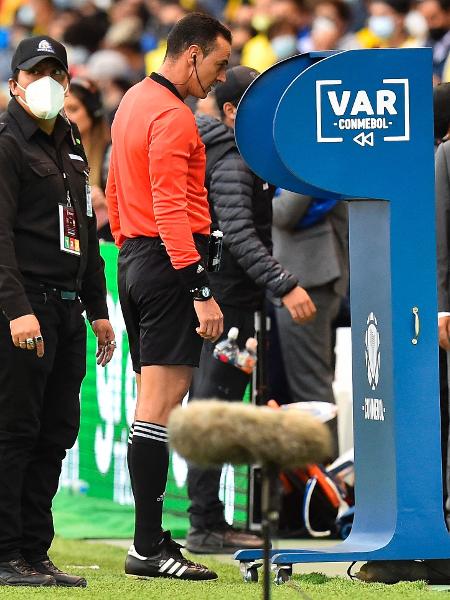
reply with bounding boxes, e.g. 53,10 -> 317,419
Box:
168,400 -> 332,469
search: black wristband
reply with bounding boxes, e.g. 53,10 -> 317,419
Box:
177,260 -> 209,291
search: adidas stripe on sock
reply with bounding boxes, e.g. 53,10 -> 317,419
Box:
133,421 -> 168,443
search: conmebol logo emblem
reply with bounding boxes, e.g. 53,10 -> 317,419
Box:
365,312 -> 380,390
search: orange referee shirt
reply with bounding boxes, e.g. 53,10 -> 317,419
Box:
106,75 -> 211,271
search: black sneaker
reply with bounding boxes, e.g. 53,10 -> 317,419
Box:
125,531 -> 218,581
186,524 -> 264,554
30,559 -> 87,587
0,558 -> 55,586
353,559 -> 450,585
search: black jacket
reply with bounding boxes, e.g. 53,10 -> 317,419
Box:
0,99 -> 108,321
196,114 -> 297,309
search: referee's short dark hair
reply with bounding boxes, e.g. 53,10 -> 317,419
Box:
166,13 -> 232,59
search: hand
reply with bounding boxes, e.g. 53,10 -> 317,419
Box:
281,286 -> 317,324
194,298 -> 223,342
10,314 -> 45,358
439,315 -> 450,350
91,319 -> 116,366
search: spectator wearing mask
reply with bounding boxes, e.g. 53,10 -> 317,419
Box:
310,0 -> 361,50
358,0 -> 417,48
419,0 -> 450,81
418,0 -> 450,81
268,19 -> 300,60
241,0 -> 312,70
64,78 -> 113,241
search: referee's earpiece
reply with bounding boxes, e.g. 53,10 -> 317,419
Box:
192,52 -> 207,95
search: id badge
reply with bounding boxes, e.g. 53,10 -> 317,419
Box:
59,204 -> 81,255
85,181 -> 93,217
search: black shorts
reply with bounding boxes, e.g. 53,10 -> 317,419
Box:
118,236 -> 208,373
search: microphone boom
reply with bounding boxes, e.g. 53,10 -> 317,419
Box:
168,400 -> 331,469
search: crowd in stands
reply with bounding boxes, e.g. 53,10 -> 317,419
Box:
1,0 -> 450,113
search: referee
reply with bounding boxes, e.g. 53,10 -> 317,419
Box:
106,14 -> 229,581
0,36 -> 115,586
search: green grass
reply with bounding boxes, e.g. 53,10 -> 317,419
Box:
0,538 -> 447,599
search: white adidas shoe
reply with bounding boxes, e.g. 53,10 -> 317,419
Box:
125,531 -> 218,581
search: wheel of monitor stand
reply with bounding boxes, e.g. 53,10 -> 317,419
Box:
244,566 -> 259,583
274,568 -> 291,585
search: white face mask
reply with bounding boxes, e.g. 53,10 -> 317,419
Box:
404,10 -> 428,39
312,16 -> 338,35
271,35 -> 298,59
368,15 -> 396,40
16,76 -> 68,120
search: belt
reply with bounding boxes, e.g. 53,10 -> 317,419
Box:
124,234 -> 209,250
25,283 -> 78,301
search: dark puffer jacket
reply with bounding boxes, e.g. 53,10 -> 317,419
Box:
196,114 -> 298,309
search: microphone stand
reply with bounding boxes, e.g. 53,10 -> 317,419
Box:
254,308 -> 270,406
260,462 -> 280,600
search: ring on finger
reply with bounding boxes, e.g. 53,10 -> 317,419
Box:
19,340 -> 26,348
26,338 -> 35,349
34,335 -> 43,344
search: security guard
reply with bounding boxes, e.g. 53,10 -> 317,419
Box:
0,36 -> 115,587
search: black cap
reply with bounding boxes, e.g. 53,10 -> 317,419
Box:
214,66 -> 259,110
11,35 -> 68,74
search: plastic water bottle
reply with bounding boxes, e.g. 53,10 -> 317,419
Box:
236,337 -> 258,374
213,327 -> 239,365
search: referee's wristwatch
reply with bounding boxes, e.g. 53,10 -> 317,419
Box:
190,285 -> 212,301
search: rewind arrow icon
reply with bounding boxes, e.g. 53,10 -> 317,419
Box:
353,131 -> 374,147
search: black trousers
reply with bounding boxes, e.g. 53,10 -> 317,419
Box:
440,348 -> 449,516
187,305 -> 254,530
0,291 -> 86,562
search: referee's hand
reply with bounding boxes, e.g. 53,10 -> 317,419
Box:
194,298 -> 223,342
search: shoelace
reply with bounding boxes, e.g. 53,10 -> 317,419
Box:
182,557 -> 211,570
164,535 -> 209,570
39,559 -> 61,574
13,558 -> 38,576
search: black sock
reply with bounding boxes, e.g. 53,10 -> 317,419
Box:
131,421 -> 169,556
127,424 -> 135,495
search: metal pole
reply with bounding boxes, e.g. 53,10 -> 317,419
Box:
261,464 -> 280,600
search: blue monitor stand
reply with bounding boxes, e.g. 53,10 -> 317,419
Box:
234,48 -> 450,569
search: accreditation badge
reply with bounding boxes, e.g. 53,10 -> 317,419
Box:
84,170 -> 93,217
86,182 -> 93,217
59,204 -> 81,255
